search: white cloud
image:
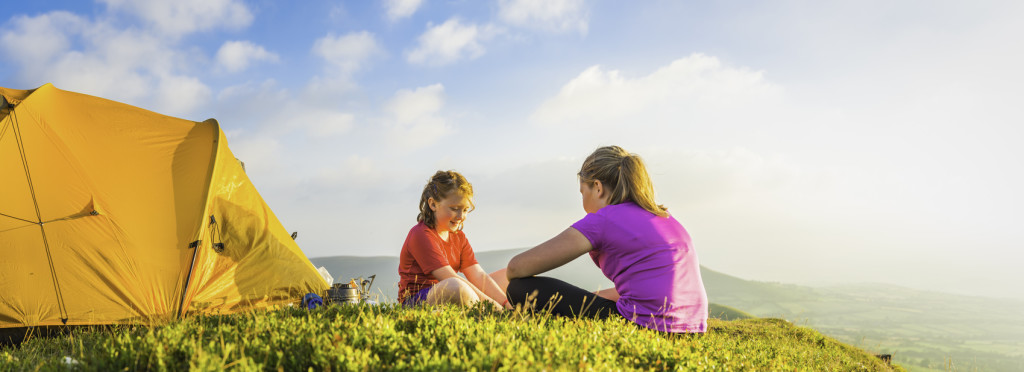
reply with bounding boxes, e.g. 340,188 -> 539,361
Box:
216,80 -> 356,139
0,12 -> 84,69
384,84 -> 451,149
215,41 -> 279,73
153,75 -> 213,116
530,53 -> 783,130
498,0 -> 588,34
99,0 -> 253,37
313,31 -> 382,77
406,18 -> 494,66
0,11 -> 212,117
383,0 -> 424,21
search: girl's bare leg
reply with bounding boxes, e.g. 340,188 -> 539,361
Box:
426,277 -> 503,311
426,277 -> 481,306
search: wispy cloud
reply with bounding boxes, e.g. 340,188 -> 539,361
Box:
384,83 -> 452,149
498,0 -> 588,34
530,53 -> 783,131
313,31 -> 382,76
406,18 -> 496,66
383,0 -> 424,22
0,11 -> 213,116
98,0 -> 253,38
215,40 -> 279,73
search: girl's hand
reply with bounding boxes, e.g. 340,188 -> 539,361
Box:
488,298 -> 504,312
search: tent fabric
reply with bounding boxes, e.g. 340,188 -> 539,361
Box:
0,83 -> 327,329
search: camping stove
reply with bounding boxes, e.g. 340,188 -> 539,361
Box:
324,275 -> 375,304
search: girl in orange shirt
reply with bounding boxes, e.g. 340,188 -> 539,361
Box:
397,170 -> 509,310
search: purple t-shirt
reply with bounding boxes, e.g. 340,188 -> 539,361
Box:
572,202 -> 708,333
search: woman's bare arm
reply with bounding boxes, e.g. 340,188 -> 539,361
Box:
507,227 -> 592,280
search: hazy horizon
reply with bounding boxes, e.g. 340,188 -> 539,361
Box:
2,1 -> 1021,299
304,248 -> 1024,301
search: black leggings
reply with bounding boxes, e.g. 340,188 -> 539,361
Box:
506,276 -> 622,320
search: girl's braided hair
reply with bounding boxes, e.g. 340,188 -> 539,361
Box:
417,170 -> 475,229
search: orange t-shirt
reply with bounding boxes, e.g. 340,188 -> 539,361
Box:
397,222 -> 478,302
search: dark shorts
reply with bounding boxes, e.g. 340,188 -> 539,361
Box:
402,286 -> 432,307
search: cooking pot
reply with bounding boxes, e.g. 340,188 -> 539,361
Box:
325,283 -> 360,304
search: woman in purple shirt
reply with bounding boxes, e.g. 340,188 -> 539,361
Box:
506,145 -> 708,333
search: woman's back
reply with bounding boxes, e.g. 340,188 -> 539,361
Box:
573,202 -> 708,332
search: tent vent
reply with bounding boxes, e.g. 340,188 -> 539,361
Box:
90,210 -> 99,216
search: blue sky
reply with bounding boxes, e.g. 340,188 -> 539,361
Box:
3,0 -> 1023,299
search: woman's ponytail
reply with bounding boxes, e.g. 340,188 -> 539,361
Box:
580,146 -> 668,217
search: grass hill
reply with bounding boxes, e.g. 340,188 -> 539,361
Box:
311,248 -> 1024,372
0,304 -> 901,371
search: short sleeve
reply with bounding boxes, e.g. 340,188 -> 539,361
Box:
571,212 -> 607,251
407,227 -> 449,274
458,232 -> 478,270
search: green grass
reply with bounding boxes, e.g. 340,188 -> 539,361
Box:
1,304 -> 901,371
312,252 -> 1024,370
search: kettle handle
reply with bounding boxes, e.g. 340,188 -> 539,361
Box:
361,275 -> 376,293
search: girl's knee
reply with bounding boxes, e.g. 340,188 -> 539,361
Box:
427,278 -> 479,305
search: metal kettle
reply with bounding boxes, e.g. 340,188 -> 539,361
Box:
324,275 -> 375,304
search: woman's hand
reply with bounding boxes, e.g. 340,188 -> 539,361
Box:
507,227 -> 592,280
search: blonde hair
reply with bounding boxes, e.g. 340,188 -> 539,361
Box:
417,170 -> 475,229
578,145 -> 668,217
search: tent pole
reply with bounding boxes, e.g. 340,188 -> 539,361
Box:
10,105 -> 69,324
176,242 -> 200,319
175,119 -> 222,320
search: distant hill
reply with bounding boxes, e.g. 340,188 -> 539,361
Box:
309,247 -> 814,304
707,303 -> 754,321
310,248 -> 613,301
310,248 -> 1024,372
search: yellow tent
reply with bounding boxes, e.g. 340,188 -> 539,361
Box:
0,84 -> 327,331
